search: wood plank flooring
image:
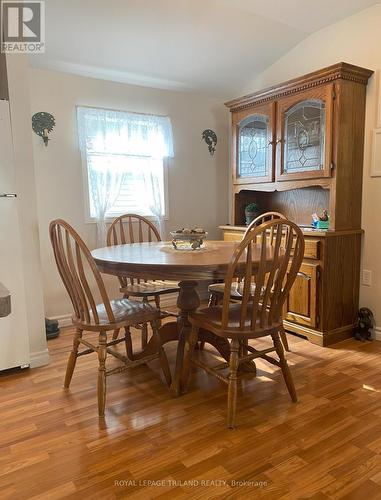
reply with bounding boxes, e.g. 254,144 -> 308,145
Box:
1,327 -> 381,499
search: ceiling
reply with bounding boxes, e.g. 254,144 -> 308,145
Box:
30,0 -> 381,97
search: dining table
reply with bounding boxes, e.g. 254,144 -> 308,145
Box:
92,240 -> 278,397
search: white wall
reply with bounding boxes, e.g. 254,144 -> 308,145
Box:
6,55 -> 49,367
29,68 -> 229,318
239,3 -> 381,331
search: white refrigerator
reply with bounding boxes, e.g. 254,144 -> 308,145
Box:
0,99 -> 30,370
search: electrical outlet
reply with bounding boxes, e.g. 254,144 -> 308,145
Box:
362,269 -> 372,287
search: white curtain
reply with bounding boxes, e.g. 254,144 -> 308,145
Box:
143,168 -> 165,238
88,156 -> 126,246
77,106 -> 174,245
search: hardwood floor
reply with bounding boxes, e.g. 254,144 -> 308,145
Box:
1,327 -> 381,499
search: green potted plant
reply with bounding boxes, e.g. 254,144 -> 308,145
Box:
245,202 -> 259,226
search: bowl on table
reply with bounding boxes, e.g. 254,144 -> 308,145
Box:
170,228 -> 208,250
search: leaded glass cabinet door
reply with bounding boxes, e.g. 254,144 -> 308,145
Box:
276,85 -> 334,181
233,103 -> 275,184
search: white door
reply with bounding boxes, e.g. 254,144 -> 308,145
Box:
0,99 -> 30,370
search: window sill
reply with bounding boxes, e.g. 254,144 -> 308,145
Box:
85,215 -> 169,224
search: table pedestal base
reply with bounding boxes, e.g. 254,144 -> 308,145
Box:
133,280 -> 256,395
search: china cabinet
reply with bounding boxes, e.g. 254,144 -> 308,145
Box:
222,63 -> 373,346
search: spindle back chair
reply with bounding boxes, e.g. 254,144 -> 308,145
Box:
50,219 -> 171,417
107,214 -> 160,289
107,214 -> 179,345
51,219 -> 115,327
187,219 -> 304,428
207,211 -> 290,350
245,211 -> 286,243
221,219 -> 302,332
208,212 -> 286,303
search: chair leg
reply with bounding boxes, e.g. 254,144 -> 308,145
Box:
154,295 -> 162,327
64,328 -> 82,388
227,338 -> 240,429
279,323 -> 290,352
272,332 -> 297,403
97,331 -> 107,417
152,319 -> 172,387
154,295 -> 160,309
141,297 -> 150,349
141,323 -> 148,349
239,338 -> 249,358
124,327 -> 134,361
181,325 -> 199,392
112,328 -> 120,340
208,292 -> 218,308
198,293 -> 220,352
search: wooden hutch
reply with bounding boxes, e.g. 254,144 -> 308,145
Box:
221,62 -> 373,346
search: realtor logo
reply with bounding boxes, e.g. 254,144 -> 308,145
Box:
1,1 -> 45,53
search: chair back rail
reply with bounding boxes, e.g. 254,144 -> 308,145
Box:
107,214 -> 161,287
244,210 -> 285,241
232,212 -> 286,286
221,219 -> 304,331
50,219 -> 115,325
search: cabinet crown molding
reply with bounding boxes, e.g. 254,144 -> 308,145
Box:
225,62 -> 373,112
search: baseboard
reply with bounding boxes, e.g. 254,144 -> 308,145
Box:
373,327 -> 381,341
29,349 -> 50,368
50,314 -> 72,328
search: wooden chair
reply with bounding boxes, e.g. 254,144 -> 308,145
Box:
207,212 -> 291,351
185,219 -> 304,428
49,219 -> 171,417
107,214 -> 179,346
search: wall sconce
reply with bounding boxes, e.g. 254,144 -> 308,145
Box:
32,112 -> 55,146
202,129 -> 217,156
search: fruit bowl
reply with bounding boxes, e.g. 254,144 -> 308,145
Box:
170,228 -> 208,250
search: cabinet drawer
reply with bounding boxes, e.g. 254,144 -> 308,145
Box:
303,238 -> 321,260
290,237 -> 321,260
222,231 -> 243,242
223,230 -> 322,260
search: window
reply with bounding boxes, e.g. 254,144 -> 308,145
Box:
85,153 -> 166,219
77,106 -> 174,222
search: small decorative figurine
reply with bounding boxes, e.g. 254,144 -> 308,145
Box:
202,129 -> 217,155
319,210 -> 329,221
354,307 -> 374,341
311,210 -> 329,229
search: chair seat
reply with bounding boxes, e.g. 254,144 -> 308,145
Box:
73,298 -> 161,330
209,272 -> 309,299
209,282 -> 266,300
121,280 -> 179,297
189,303 -> 281,338
208,281 -> 257,299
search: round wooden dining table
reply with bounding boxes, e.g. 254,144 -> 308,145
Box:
92,240 -> 277,397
